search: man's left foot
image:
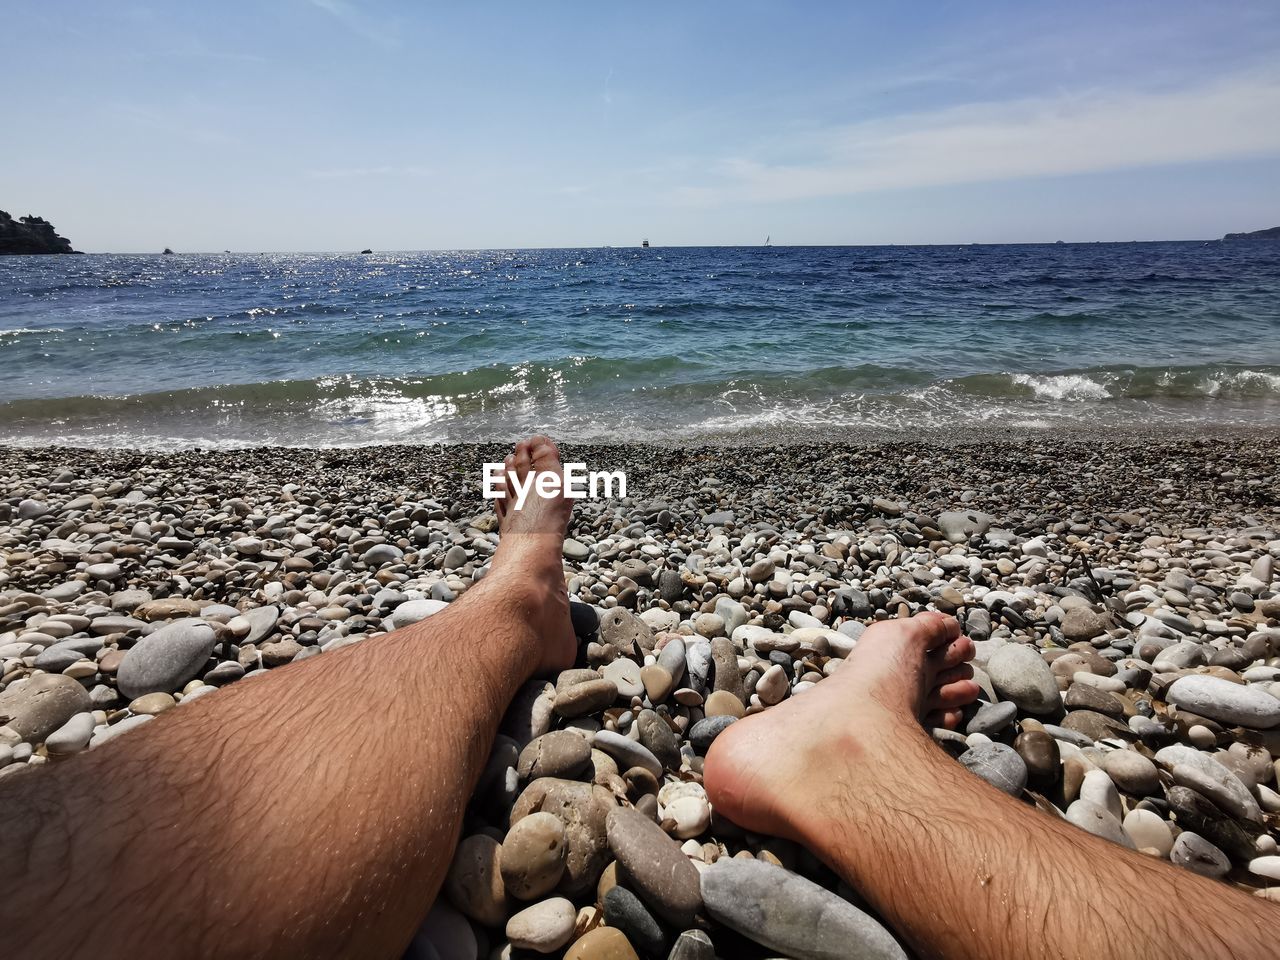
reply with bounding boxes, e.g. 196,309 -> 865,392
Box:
489,435 -> 577,675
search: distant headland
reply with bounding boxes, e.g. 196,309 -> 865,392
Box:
1223,225 -> 1280,240
0,210 -> 77,254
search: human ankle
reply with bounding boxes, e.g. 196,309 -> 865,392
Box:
788,711 -> 924,829
494,531 -> 564,572
484,562 -> 571,672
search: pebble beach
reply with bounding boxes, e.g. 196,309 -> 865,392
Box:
3,429 -> 1280,959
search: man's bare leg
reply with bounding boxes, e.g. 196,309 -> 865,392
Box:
0,435 -> 575,960
703,612 -> 1275,960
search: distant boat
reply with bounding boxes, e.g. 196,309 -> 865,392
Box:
360,248 -> 373,254
641,239 -> 649,248
162,247 -> 174,255
764,235 -> 771,246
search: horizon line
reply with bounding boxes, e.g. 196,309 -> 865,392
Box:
51,236 -> 1268,255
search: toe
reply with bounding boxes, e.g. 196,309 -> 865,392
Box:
932,663 -> 974,687
527,433 -> 560,467
494,454 -> 514,521
928,639 -> 975,672
861,611 -> 960,656
513,440 -> 532,478
925,708 -> 967,730
926,678 -> 981,712
907,611 -> 962,651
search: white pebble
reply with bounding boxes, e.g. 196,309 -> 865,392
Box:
1187,725 -> 1216,749
666,796 -> 711,839
755,664 -> 789,706
1248,856 -> 1280,881
1123,809 -> 1173,857
1080,769 -> 1123,822
1258,784 -> 1280,814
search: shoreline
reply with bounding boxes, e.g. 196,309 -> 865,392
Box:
2,388 -> 1278,451
3,420 -> 1280,448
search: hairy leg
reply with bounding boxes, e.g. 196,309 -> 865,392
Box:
704,612 -> 1276,960
0,436 -> 575,960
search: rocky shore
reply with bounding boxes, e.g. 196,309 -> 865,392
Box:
2,431 -> 1279,959
0,210 -> 76,255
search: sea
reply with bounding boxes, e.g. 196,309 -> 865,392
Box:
1,242 -> 1278,448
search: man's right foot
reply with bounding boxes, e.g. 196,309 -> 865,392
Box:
703,612 -> 979,841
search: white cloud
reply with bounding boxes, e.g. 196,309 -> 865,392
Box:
673,69 -> 1280,205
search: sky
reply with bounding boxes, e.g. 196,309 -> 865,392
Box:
4,1 -> 1280,251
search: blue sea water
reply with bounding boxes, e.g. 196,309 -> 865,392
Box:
1,243 -> 1278,447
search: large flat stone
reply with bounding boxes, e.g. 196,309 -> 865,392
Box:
117,618 -> 217,698
700,858 -> 906,960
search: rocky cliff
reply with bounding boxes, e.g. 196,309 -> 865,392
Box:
1223,226 -> 1280,240
0,210 -> 77,254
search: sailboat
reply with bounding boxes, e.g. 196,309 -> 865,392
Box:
764,235 -> 771,246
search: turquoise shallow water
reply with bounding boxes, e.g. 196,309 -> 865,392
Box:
1,242 -> 1277,446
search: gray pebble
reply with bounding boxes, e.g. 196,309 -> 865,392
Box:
117,618 -> 218,699
1171,831 -> 1230,878
958,742 -> 1027,795
965,700 -> 1017,737
701,858 -> 906,960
